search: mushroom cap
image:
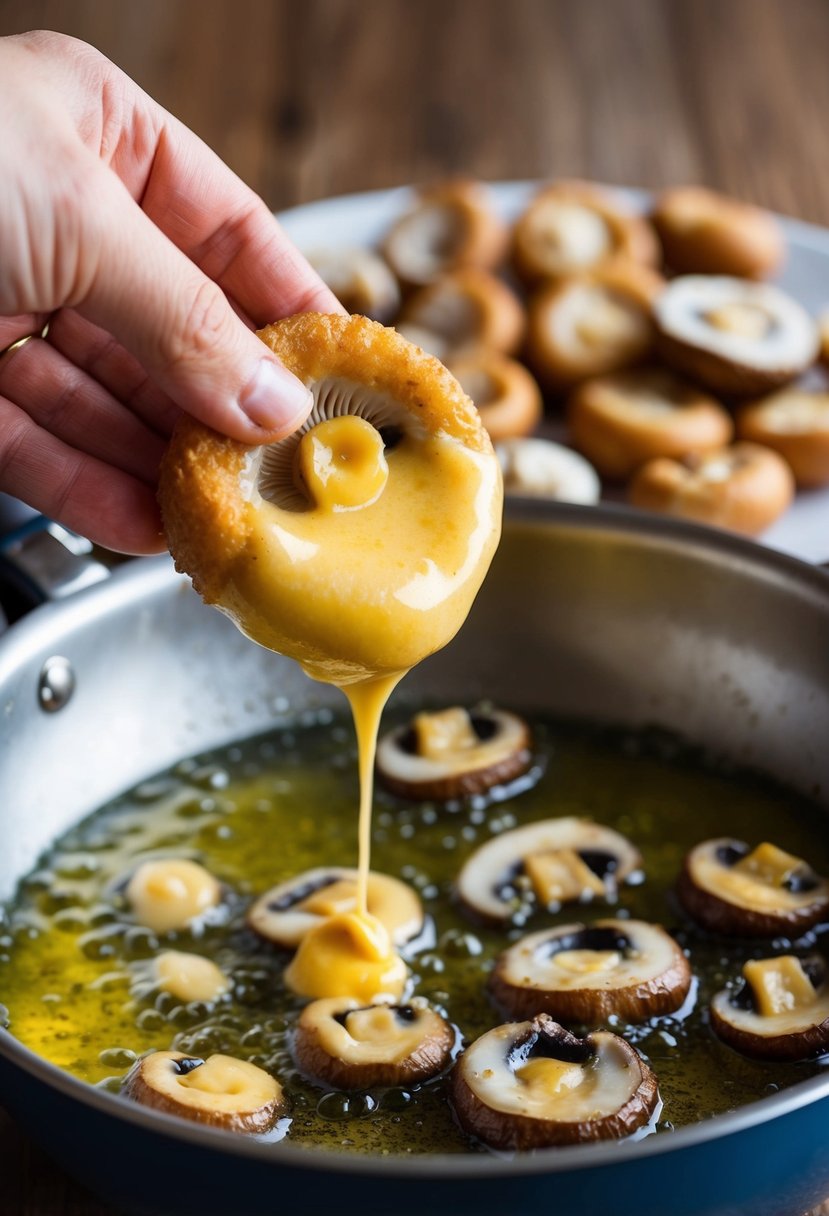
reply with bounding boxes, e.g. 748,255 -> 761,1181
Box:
448,351 -> 543,443
710,956 -> 829,1061
450,1014 -> 659,1150
125,859 -> 223,935
526,260 -> 664,392
398,268 -> 526,358
154,950 -> 230,1004
382,180 -> 508,287
737,388 -> 829,487
307,247 -> 401,323
496,438 -> 601,504
677,838 -> 829,937
628,442 -> 795,536
651,187 -> 784,279
489,918 -> 692,1023
376,707 -> 533,801
512,181 -> 659,286
123,1051 -> 283,1132
246,867 -> 423,950
654,276 -> 819,396
293,996 -> 455,1089
568,366 -> 732,480
159,313 -> 502,686
455,816 -> 642,925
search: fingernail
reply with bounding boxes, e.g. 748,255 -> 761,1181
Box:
239,358 -> 313,432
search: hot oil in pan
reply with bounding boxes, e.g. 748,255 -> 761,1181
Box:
1,713 -> 828,1154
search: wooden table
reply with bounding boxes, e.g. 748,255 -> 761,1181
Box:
1,0 -> 829,1211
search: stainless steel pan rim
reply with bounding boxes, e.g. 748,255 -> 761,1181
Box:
1,498 -> 828,1176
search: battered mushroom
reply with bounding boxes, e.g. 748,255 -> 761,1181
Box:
448,350 -> 543,442
526,261 -> 663,391
489,919 -> 692,1023
677,838 -> 829,938
154,950 -> 230,1004
628,442 -> 795,536
125,859 -> 223,934
383,180 -> 508,287
376,707 -> 532,801
123,1051 -> 282,1132
568,367 -> 732,480
654,276 -> 819,396
496,438 -> 601,504
456,817 -> 641,925
398,268 -> 526,358
308,248 -> 401,322
450,1014 -> 659,1150
293,996 -> 454,1088
652,187 -> 784,279
246,867 -> 423,950
710,955 -> 829,1061
737,388 -> 829,487
512,181 -> 659,287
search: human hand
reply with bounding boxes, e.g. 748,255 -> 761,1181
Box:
0,31 -> 342,554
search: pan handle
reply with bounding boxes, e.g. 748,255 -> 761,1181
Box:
0,517 -> 114,630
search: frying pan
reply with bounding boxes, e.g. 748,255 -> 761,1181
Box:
0,501 -> 828,1216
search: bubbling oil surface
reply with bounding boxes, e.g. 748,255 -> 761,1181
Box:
1,712 -> 828,1155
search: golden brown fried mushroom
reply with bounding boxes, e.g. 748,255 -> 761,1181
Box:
496,438 -> 601,504
398,268 -> 526,358
526,261 -> 664,392
154,951 -> 230,1004
125,859 -> 223,935
489,919 -> 691,1023
652,187 -> 784,279
512,181 -> 659,287
710,955 -> 829,1061
307,248 -> 401,322
568,367 -> 732,480
677,839 -> 829,938
737,388 -> 829,487
293,997 -> 454,1089
654,276 -> 819,397
247,867 -> 423,951
456,817 -> 641,925
448,350 -> 542,442
450,1014 -> 659,1150
123,1051 -> 283,1132
383,180 -> 508,287
376,707 -> 532,801
628,442 -> 794,536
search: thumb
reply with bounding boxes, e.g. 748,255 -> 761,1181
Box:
76,163 -> 313,443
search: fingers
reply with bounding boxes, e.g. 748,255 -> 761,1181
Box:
0,396 -> 165,556
75,159 -> 315,444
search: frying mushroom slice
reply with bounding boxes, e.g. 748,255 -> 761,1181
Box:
512,181 -> 659,287
376,707 -> 532,801
496,438 -> 601,504
651,187 -> 784,279
526,261 -> 664,391
308,248 -> 401,322
293,996 -> 454,1088
154,950 -> 230,1004
654,276 -> 819,397
450,1014 -> 659,1150
489,919 -> 692,1023
456,817 -> 641,925
398,269 -> 526,358
737,388 -> 829,487
383,180 -> 508,287
628,442 -> 795,536
710,955 -> 829,1061
247,867 -> 423,949
568,367 -> 732,480
125,859 -> 223,934
677,838 -> 829,938
448,351 -> 543,442
123,1051 -> 282,1132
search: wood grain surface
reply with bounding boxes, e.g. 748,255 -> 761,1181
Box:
1,0 -> 829,1212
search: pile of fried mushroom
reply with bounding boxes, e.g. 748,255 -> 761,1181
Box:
305,177 -> 829,534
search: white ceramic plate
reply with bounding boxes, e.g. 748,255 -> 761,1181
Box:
279,182 -> 829,564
